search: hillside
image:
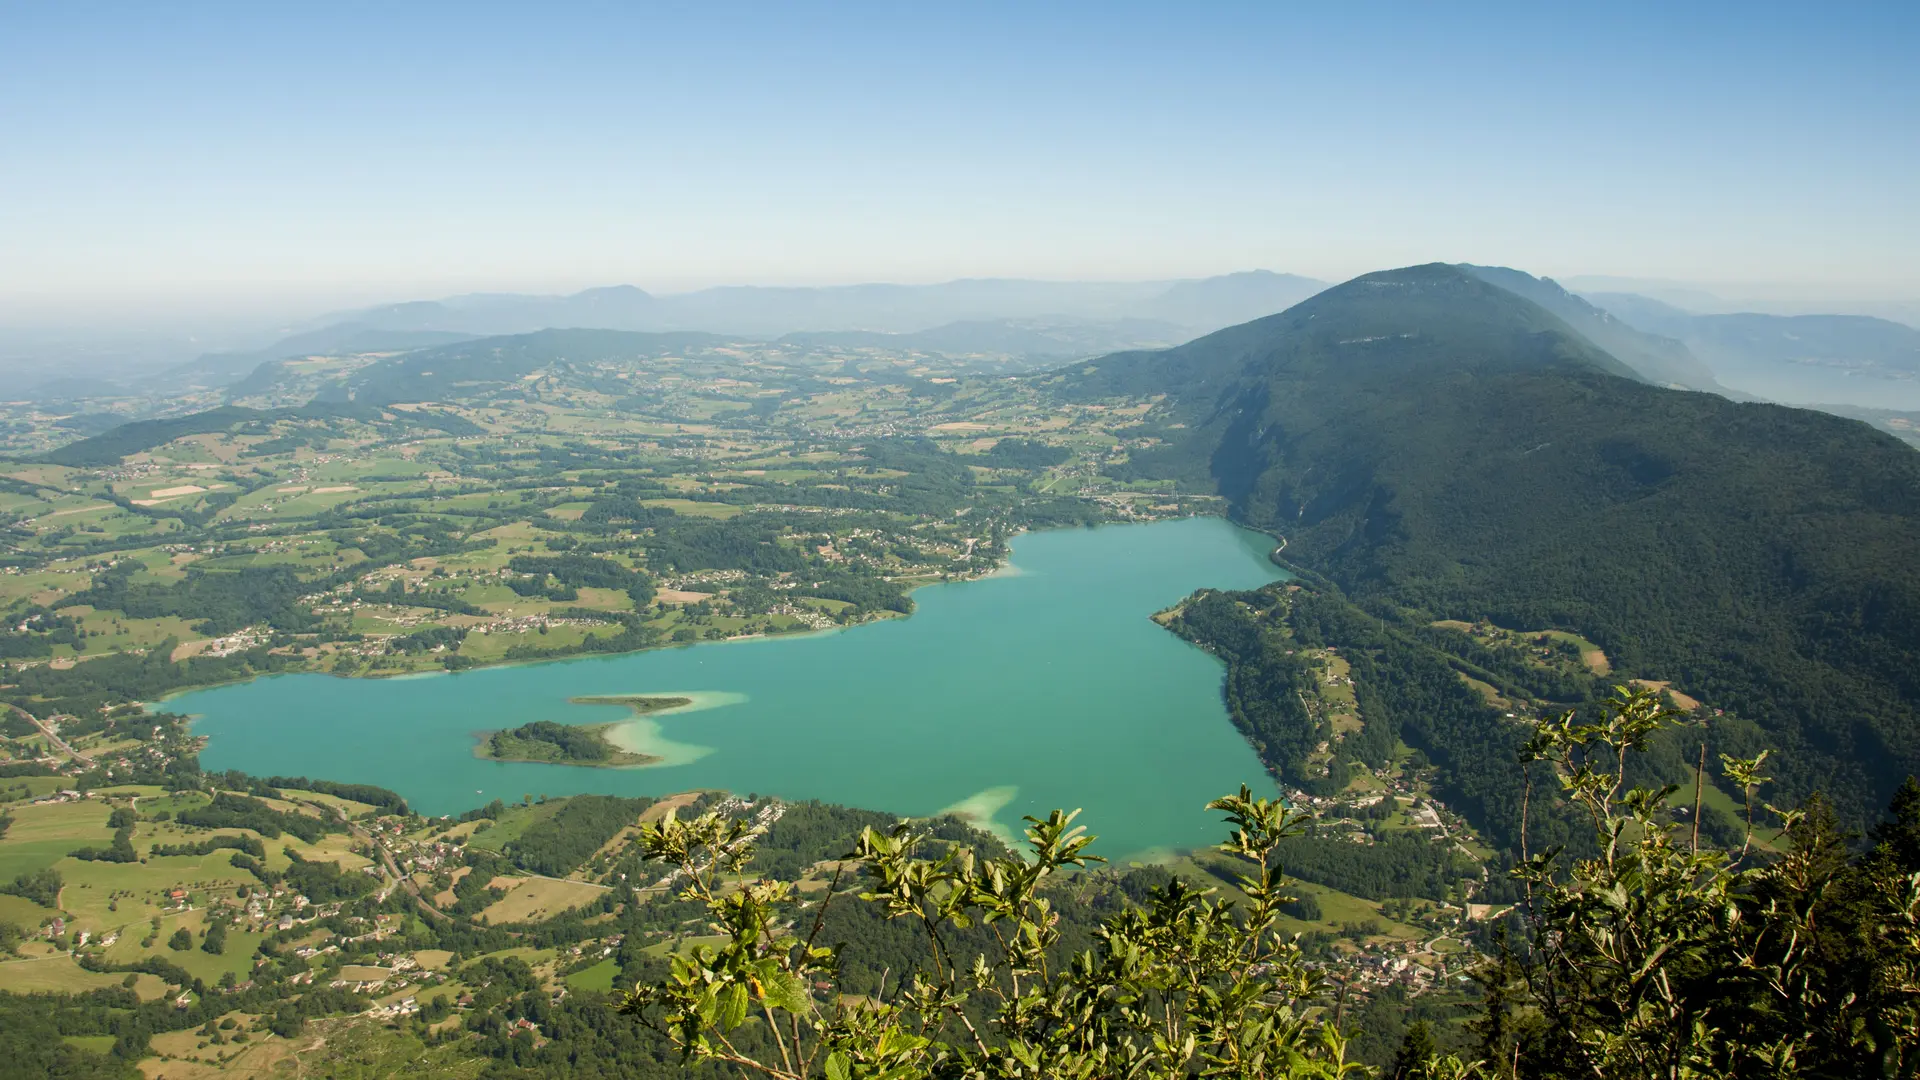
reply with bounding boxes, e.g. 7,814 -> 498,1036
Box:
1058,263 -> 1920,822
346,328 -> 736,404
31,403 -> 481,467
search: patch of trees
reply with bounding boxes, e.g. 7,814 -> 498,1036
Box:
1268,833 -> 1473,901
449,850 -> 515,916
1008,497 -> 1105,529
263,985 -> 372,1038
41,406 -> 265,467
260,776 -> 409,815
505,795 -> 656,878
641,516 -> 812,574
0,991 -> 145,1077
149,834 -> 265,859
57,561 -> 313,635
580,495 -> 680,531
0,868 -> 61,908
794,573 -> 911,615
982,437 -> 1070,469
228,854 -> 275,884
488,720 -> 613,764
497,611 -> 663,662
508,552 -> 655,606
0,608 -> 83,659
279,849 -> 377,903
176,792 -> 334,843
458,798 -> 507,823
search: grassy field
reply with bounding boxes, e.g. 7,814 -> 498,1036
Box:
0,954 -> 135,994
140,1014 -> 489,1080
96,907 -> 268,984
0,800 -> 114,879
477,876 -> 610,924
566,956 -> 619,992
465,800 -> 566,852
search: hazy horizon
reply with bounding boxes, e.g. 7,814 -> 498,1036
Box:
4,2 -> 1916,326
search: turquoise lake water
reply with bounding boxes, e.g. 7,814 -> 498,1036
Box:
176,516 -> 1286,859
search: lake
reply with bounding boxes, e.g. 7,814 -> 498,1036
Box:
176,516 -> 1287,859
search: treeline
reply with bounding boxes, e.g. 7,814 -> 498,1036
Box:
148,834 -> 265,859
176,793 -> 336,843
259,776 -> 410,815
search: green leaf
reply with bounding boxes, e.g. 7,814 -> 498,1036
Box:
716,982 -> 748,1031
761,971 -> 812,1014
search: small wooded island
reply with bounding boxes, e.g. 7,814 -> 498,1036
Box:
477,695 -> 692,767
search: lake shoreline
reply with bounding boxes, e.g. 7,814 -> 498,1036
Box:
178,516 -> 1292,856
149,516 -> 1290,718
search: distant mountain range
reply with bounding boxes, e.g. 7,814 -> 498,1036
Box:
1580,292 -> 1920,410
295,270 -> 1329,339
1057,262 -> 1920,827
774,316 -> 1192,358
138,272 -> 1327,395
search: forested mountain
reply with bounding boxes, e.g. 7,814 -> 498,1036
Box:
1058,263 -> 1920,823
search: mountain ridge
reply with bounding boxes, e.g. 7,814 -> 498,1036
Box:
1056,262 -> 1920,824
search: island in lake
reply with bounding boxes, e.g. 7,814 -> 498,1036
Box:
478,695 -> 693,767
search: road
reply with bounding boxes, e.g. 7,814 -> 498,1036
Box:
297,796 -> 453,924
4,703 -> 92,765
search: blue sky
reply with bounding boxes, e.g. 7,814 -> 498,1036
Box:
2,2 -> 1915,314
